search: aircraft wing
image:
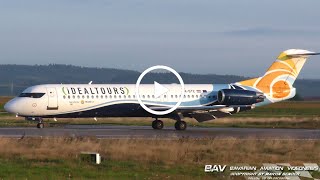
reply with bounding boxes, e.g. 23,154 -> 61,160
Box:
149,105 -> 252,122
149,105 -> 227,111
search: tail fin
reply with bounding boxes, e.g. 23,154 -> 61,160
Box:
238,49 -> 319,101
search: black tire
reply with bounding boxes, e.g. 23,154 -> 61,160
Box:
152,120 -> 157,129
175,121 -> 187,130
37,123 -> 44,129
152,120 -> 163,130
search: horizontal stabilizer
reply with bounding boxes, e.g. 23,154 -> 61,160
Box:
277,49 -> 320,60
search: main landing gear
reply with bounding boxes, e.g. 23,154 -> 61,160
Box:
152,119 -> 164,130
174,121 -> 187,131
151,118 -> 187,130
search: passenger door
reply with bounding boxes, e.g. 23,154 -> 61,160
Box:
46,87 -> 58,110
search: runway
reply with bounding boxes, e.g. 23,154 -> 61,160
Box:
0,125 -> 319,139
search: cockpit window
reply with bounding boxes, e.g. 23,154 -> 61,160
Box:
19,93 -> 45,98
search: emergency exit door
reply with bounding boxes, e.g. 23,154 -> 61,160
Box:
46,87 -> 58,110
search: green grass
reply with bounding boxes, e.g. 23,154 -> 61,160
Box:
0,115 -> 320,129
2,116 -> 320,129
232,101 -> 320,117
0,158 -> 215,180
200,120 -> 320,129
0,137 -> 318,179
234,107 -> 320,117
1,158 -> 318,179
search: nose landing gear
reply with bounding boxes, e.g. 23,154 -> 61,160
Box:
25,117 -> 44,129
36,117 -> 44,129
36,122 -> 44,129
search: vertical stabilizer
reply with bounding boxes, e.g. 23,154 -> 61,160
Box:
237,49 -> 319,101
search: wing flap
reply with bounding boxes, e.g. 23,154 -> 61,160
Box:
191,110 -> 233,122
149,105 -> 226,111
192,113 -> 216,122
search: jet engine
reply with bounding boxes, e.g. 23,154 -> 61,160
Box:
217,89 -> 265,105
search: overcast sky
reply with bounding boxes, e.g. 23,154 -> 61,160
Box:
0,0 -> 320,78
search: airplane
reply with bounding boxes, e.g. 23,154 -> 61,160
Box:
4,49 -> 319,130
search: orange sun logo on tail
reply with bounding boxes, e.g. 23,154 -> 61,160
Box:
238,49 -> 319,101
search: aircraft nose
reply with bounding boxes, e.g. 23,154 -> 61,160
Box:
4,100 -> 16,114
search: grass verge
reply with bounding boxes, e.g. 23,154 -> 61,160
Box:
0,137 -> 318,179
1,116 -> 320,129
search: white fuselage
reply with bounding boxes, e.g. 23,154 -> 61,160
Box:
5,84 -> 227,118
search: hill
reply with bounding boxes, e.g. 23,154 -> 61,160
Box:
0,64 -> 319,98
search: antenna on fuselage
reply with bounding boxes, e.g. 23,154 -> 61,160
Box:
88,81 -> 93,84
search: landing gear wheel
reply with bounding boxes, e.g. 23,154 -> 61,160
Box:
152,120 -> 164,130
37,123 -> 44,129
175,121 -> 187,130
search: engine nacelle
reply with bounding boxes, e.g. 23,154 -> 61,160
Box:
217,89 -> 265,105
